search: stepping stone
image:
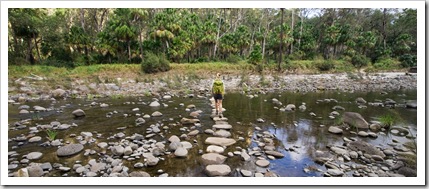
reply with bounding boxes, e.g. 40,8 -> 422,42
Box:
174,147 -> 188,157
213,130 -> 231,138
205,164 -> 231,177
241,169 -> 253,177
205,137 -> 236,147
265,151 -> 284,158
206,145 -> 225,153
256,159 -> 270,167
213,117 -> 228,122
201,153 -> 227,165
213,124 -> 232,130
57,144 -> 84,157
188,130 -> 199,136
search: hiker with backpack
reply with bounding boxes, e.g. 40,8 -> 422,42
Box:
212,73 -> 225,117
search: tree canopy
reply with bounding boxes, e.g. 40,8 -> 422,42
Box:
8,8 -> 417,68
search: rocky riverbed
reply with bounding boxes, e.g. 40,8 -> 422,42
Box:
8,72 -> 417,101
7,72 -> 418,177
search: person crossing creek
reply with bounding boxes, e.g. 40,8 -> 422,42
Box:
211,73 -> 225,117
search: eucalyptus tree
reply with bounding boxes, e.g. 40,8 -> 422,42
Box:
8,8 -> 45,64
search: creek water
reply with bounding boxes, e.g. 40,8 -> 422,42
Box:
8,89 -> 417,177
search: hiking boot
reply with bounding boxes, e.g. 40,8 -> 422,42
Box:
219,113 -> 223,118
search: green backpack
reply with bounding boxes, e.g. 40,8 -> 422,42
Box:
213,79 -> 224,94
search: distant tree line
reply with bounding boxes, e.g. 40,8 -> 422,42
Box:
8,8 -> 417,69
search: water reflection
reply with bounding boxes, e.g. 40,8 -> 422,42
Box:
8,90 -> 417,177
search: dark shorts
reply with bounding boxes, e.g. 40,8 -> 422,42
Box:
214,94 -> 223,101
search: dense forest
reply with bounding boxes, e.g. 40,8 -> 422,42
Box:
8,8 -> 417,72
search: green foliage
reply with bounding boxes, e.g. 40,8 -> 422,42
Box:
141,52 -> 171,74
7,8 -> 416,71
45,129 -> 58,141
334,116 -> 344,126
248,45 -> 262,65
32,113 -> 41,120
351,54 -> 369,68
226,54 -> 242,64
144,90 -> 152,97
255,63 -> 264,73
373,57 -> 401,69
110,94 -> 124,99
399,54 -> 417,68
316,59 -> 335,71
377,114 -> 396,128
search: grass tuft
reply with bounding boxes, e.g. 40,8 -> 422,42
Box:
377,114 -> 397,128
45,129 -> 58,141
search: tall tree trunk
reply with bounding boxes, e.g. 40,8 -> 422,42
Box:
34,34 -> 42,63
127,40 -> 131,62
213,10 -> 222,59
291,8 -> 295,54
249,28 -> 255,57
139,29 -> 144,60
298,9 -> 303,50
382,8 -> 387,49
26,38 -> 34,65
80,8 -> 85,30
279,8 -> 284,72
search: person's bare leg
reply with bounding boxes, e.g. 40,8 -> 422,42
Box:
215,99 -> 219,115
218,99 -> 223,117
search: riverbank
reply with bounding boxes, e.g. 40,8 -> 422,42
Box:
8,64 -> 416,101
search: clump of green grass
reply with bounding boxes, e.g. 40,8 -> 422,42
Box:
70,93 -> 79,99
110,94 -> 124,99
144,90 -> 152,97
259,74 -> 271,87
45,129 -> 58,141
32,113 -> 41,120
377,114 -> 396,128
334,116 -> 344,126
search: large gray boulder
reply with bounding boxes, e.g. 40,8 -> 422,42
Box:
72,109 -> 86,117
327,169 -> 344,176
129,171 -> 151,177
28,165 -> 44,177
52,89 -> 66,98
265,151 -> 284,158
205,137 -> 236,147
201,153 -> 227,165
146,155 -> 159,166
180,118 -> 200,125
406,100 -> 417,109
149,101 -> 160,107
27,152 -> 43,160
213,130 -> 231,138
355,97 -> 367,104
206,145 -> 224,153
256,159 -> 270,167
111,146 -> 125,156
347,141 -> 385,158
328,126 -> 343,134
212,124 -> 232,130
168,135 -> 181,143
343,112 -> 369,129
285,104 -> 296,111
151,111 -> 163,117
57,144 -> 84,157
174,147 -> 188,157
205,164 -> 231,177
